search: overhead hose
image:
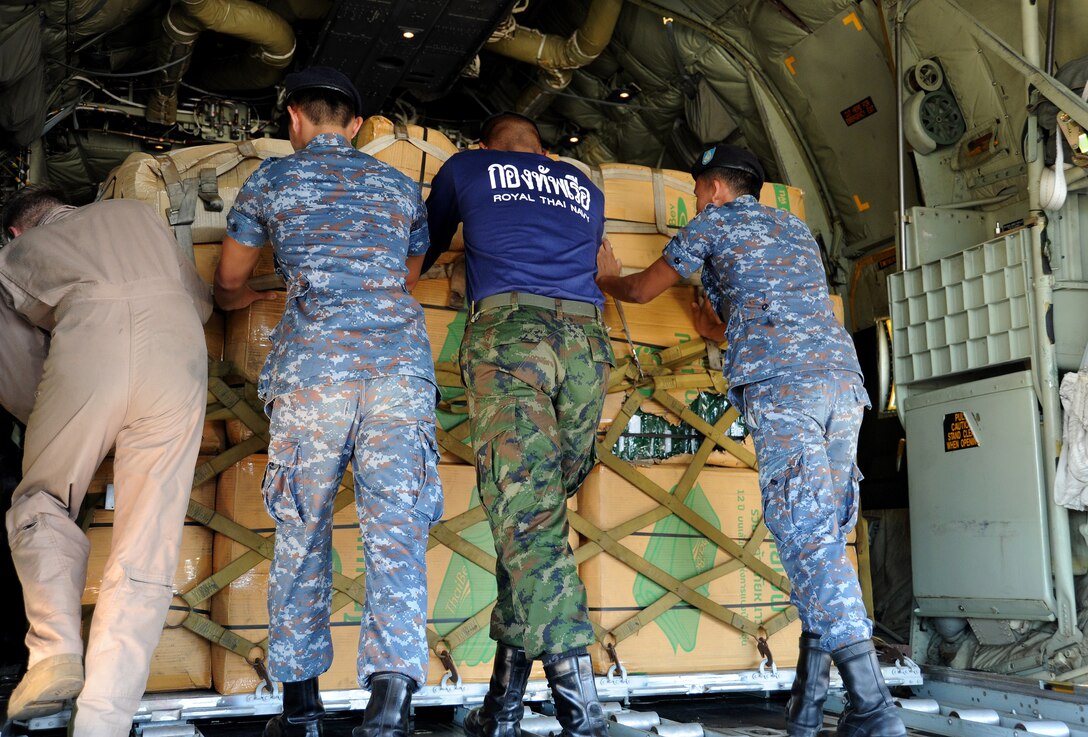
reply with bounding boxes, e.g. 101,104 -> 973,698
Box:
146,0 -> 295,125
487,0 -> 624,116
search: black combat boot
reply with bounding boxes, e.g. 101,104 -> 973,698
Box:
542,651 -> 608,737
786,632 -> 832,737
353,672 -> 415,737
464,643 -> 533,737
265,677 -> 324,737
833,641 -> 907,737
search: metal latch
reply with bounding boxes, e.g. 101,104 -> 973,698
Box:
437,644 -> 462,688
756,627 -> 775,670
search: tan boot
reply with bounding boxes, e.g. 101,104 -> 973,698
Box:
7,654 -> 84,722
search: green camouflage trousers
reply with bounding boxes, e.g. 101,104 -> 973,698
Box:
461,304 -> 614,659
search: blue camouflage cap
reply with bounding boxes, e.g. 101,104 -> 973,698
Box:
690,143 -> 765,190
284,66 -> 363,116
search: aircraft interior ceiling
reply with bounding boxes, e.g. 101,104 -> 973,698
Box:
1,0 -> 1086,257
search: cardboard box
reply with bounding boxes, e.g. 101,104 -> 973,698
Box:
595,163 -> 806,226
201,420 -> 227,456
83,457 -> 216,691
605,231 -> 670,271
356,116 -> 459,190
577,465 -> 856,675
223,292 -> 287,385
604,287 -> 697,348
211,459 -> 574,692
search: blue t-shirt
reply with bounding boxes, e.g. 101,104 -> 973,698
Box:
225,132 -> 435,402
425,149 -> 606,307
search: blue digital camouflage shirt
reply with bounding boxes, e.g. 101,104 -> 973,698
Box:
226,132 -> 435,402
663,194 -> 861,394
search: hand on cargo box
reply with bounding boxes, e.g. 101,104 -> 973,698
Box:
596,238 -> 621,279
214,236 -> 282,311
691,296 -> 726,343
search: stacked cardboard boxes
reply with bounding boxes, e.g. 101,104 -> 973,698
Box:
89,121 -> 862,696
209,460 -> 574,692
577,465 -> 858,675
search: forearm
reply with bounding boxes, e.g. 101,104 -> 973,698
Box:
213,281 -> 262,311
596,256 -> 683,305
596,274 -> 653,304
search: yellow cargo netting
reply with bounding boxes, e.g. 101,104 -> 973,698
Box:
77,335 -> 871,691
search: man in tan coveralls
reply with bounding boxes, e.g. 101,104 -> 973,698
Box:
0,185 -> 211,735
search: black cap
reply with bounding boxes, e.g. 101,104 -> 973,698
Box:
284,66 -> 363,117
690,143 -> 765,189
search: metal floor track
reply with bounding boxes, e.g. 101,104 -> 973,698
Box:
826,666 -> 1087,737
11,662 -> 921,735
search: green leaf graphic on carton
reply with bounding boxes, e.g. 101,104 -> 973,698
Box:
633,484 -> 720,651
433,484 -> 498,666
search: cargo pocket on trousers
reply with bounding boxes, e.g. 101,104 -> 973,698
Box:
262,438 -> 304,525
759,450 -> 810,544
839,463 -> 862,535
417,422 -> 444,525
125,565 -> 174,589
584,322 -> 616,368
475,400 -> 561,514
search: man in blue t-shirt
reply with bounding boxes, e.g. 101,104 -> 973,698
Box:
425,113 -> 613,737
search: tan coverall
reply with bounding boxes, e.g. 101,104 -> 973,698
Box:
0,200 -> 211,735
0,297 -> 46,424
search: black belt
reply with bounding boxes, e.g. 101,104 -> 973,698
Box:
471,291 -> 601,319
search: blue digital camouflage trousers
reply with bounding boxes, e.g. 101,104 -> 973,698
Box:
461,305 -> 613,659
263,376 -> 443,688
739,370 -> 871,653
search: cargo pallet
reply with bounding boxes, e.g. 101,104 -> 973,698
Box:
22,659 -> 922,735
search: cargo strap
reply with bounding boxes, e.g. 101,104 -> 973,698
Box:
600,221 -> 645,378
426,339 -> 808,662
158,155 -> 199,261
101,338 -> 873,683
154,141 -> 274,261
357,124 -> 454,190
651,169 -> 678,237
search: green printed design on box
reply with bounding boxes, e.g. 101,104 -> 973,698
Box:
773,183 -> 790,213
668,197 -> 690,228
633,484 -> 720,652
433,485 -> 498,666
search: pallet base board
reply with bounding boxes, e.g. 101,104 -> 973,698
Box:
23,665 -> 922,732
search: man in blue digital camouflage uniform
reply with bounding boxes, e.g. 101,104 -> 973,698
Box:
596,144 -> 906,737
424,112 -> 614,737
215,66 -> 443,737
